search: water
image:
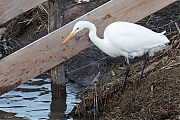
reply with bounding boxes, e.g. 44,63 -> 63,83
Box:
0,74 -> 82,119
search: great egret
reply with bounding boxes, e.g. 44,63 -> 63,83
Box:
63,21 -> 170,95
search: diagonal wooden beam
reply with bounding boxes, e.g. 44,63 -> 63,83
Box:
0,0 -> 176,95
0,0 -> 47,24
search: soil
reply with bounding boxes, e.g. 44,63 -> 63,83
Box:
1,0 -> 180,119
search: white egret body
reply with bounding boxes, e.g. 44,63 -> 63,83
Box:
63,21 -> 170,95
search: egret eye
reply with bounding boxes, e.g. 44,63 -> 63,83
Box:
77,28 -> 79,30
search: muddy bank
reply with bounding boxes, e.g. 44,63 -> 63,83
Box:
0,0 -> 179,119
68,1 -> 180,119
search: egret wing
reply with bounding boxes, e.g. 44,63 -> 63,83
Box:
104,22 -> 169,53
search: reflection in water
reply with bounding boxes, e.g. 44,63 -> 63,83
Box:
0,74 -> 81,119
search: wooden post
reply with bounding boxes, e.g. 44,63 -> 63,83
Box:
48,0 -> 66,118
48,0 -> 66,97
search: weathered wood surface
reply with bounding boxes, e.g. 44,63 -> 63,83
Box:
0,0 -> 176,95
48,1 -> 66,118
0,0 -> 47,24
48,0 -> 66,98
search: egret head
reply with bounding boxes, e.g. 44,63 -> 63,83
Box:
63,21 -> 85,44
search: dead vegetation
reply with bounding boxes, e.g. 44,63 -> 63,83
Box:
69,2 -> 180,119
0,0 -> 179,119
70,34 -> 180,119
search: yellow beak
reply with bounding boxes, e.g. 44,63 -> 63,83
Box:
63,30 -> 75,44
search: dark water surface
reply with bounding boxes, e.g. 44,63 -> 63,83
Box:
0,74 -> 82,120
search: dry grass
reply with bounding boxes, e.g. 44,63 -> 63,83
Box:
70,2 -> 180,119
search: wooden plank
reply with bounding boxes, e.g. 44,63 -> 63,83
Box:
0,0 -> 47,24
0,0 -> 176,95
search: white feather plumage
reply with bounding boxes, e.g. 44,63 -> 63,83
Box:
70,21 -> 169,63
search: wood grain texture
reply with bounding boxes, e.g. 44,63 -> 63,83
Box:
0,0 -> 176,95
0,0 -> 47,24
48,0 -> 66,98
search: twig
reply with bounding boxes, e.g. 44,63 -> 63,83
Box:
175,22 -> 180,34
38,5 -> 48,15
92,71 -> 100,84
93,72 -> 100,118
94,78 -> 98,119
83,72 -> 101,94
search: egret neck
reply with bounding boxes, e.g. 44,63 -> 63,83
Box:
84,21 -> 111,56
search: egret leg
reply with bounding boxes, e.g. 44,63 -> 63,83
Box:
120,64 -> 130,96
137,54 -> 149,86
